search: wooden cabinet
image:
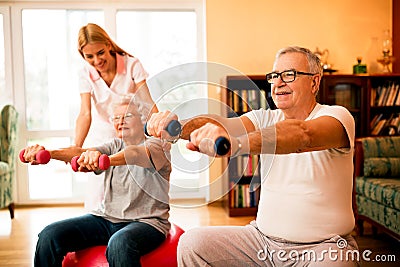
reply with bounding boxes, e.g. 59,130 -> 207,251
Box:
319,74 -> 400,137
223,75 -> 274,216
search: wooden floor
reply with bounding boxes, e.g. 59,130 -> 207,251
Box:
0,201 -> 398,266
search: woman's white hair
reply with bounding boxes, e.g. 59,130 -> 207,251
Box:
112,94 -> 148,125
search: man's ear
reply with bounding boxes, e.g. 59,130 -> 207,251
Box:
311,75 -> 321,95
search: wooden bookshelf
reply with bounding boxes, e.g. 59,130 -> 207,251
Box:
318,74 -> 400,137
222,75 -> 274,217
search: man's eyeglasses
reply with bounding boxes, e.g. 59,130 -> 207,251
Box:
266,69 -> 317,84
110,113 -> 139,123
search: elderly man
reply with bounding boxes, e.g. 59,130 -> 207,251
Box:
146,46 -> 358,266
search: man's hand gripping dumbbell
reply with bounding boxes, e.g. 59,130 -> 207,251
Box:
144,111 -> 232,157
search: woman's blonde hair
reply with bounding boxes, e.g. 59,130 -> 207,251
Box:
77,23 -> 133,58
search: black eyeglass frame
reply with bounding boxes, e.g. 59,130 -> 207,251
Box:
265,69 -> 318,84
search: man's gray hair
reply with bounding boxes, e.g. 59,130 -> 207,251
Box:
275,46 -> 323,77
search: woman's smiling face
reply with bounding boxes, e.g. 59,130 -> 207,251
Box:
112,104 -> 143,140
81,42 -> 113,73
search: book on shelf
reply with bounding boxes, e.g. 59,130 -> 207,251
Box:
386,84 -> 399,106
228,89 -> 268,113
233,90 -> 240,112
371,87 -> 377,107
371,113 -> 400,136
260,90 -> 268,110
248,90 -> 259,110
374,86 -> 384,106
229,182 -> 260,209
235,154 -> 259,177
386,122 -> 400,136
370,113 -> 383,129
241,90 -> 248,112
373,83 -> 400,107
371,114 -> 387,135
229,154 -> 261,209
382,113 -> 400,135
396,85 -> 400,106
372,120 -> 386,135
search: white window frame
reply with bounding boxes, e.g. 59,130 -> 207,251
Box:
0,6 -> 13,106
6,0 -> 206,204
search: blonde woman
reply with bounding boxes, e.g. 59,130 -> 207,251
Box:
75,23 -> 157,148
75,23 -> 157,210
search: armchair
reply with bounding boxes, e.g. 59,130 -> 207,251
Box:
0,105 -> 19,219
354,136 -> 400,240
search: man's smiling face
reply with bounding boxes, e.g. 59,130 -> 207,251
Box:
270,52 -> 319,119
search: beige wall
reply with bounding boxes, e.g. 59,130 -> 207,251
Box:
205,0 -> 392,200
206,0 -> 392,75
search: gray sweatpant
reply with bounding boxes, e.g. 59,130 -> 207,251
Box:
178,221 -> 359,267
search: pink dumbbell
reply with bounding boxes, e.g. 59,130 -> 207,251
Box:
71,154 -> 110,172
19,149 -> 51,164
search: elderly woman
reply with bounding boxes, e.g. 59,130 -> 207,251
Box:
22,99 -> 171,267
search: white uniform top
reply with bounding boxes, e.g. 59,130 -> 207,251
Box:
245,104 -> 355,243
78,54 -> 148,146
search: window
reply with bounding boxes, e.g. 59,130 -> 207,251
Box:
0,6 -> 12,107
22,9 -> 103,131
116,10 -> 207,198
116,11 -> 197,75
10,1 -> 206,203
21,9 -> 103,201
0,13 -> 5,104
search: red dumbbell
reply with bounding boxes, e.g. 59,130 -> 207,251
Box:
71,154 -> 110,172
19,149 -> 51,164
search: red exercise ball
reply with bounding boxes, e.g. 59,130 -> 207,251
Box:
62,223 -> 184,267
